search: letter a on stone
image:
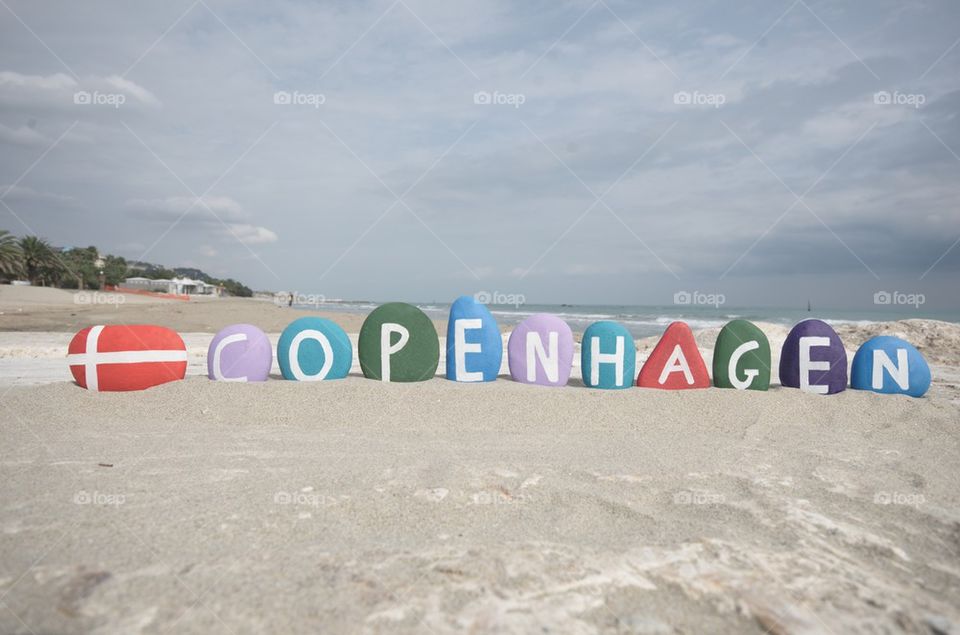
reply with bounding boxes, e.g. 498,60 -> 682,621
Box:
636,322 -> 710,389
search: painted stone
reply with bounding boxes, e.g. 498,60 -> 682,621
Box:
779,319 -> 847,394
850,336 -> 930,397
507,314 -> 574,387
278,317 -> 352,381
712,319 -> 771,391
636,321 -> 710,389
207,323 -> 273,382
68,324 -> 187,392
581,321 -> 635,389
358,303 -> 439,382
445,295 -> 502,382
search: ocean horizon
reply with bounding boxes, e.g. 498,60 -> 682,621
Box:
288,299 -> 960,339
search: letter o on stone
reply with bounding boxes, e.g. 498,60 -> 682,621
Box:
278,317 -> 352,381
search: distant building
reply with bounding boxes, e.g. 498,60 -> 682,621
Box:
123,276 -> 221,296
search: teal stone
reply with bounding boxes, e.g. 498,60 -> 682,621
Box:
581,321 -> 635,389
358,302 -> 439,382
277,317 -> 352,381
713,319 -> 771,390
851,336 -> 931,397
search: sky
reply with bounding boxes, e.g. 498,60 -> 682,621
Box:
1,0 -> 958,311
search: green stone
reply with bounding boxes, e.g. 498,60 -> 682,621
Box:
358,302 -> 439,382
712,319 -> 771,390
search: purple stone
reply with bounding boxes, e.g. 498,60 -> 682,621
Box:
207,323 -> 273,382
779,319 -> 847,394
507,314 -> 574,386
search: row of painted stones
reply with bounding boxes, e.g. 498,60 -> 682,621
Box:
206,296 -> 930,397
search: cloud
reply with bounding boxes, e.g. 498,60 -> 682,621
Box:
0,184 -> 76,204
0,122 -> 50,146
124,195 -> 278,245
126,195 -> 246,221
225,223 -> 279,245
0,70 -> 159,109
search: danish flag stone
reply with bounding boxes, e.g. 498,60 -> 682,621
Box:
68,325 -> 188,391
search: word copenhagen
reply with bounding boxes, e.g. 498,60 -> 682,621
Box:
67,296 -> 932,397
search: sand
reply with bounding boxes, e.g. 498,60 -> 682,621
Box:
1,286 -> 959,634
0,286 -> 381,333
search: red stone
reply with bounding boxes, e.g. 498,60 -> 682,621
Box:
68,325 -> 187,391
636,321 -> 710,389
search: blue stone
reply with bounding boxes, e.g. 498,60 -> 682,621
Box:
581,321 -> 636,389
779,319 -> 847,394
445,295 -> 503,382
278,317 -> 352,381
851,336 -> 930,397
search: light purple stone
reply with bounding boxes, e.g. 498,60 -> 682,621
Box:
207,323 -> 273,382
507,314 -> 574,386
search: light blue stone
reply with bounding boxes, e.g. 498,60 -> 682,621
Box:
278,317 -> 352,381
851,336 -> 930,397
581,321 -> 635,389
445,295 -> 502,382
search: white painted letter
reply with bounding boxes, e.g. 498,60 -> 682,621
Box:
728,340 -> 760,390
213,332 -> 248,381
659,344 -> 694,385
799,336 -> 830,394
454,318 -> 483,382
590,336 -> 625,386
381,323 -> 410,382
873,349 -> 908,390
289,329 -> 333,381
526,331 -> 559,383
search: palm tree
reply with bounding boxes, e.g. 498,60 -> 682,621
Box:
0,230 -> 22,278
19,235 -> 59,286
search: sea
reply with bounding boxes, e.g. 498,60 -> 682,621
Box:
290,300 -> 960,339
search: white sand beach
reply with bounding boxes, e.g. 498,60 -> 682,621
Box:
1,286 -> 959,634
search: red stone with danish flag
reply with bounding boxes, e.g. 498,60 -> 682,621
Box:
636,321 -> 711,389
68,325 -> 188,391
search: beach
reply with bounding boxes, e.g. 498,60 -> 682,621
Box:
2,286 -> 959,634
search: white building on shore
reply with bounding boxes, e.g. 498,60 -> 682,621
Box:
123,276 -> 221,296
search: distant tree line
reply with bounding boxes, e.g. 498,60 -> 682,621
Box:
0,229 -> 253,297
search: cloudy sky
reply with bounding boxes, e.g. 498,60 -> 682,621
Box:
1,0 -> 958,310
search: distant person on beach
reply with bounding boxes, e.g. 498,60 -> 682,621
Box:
288,293 -> 293,307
